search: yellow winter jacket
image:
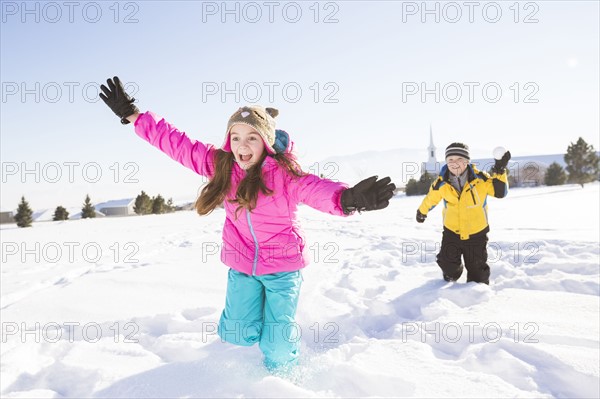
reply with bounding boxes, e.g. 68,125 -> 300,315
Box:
418,164 -> 508,240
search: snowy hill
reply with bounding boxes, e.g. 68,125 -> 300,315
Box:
309,150 -> 574,187
32,207 -> 105,222
1,183 -> 598,397
307,148 -> 427,187
473,153 -> 569,169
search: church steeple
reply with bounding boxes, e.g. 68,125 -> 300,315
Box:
428,124 -> 436,163
422,124 -> 440,176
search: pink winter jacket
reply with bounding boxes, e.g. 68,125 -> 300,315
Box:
134,111 -> 349,276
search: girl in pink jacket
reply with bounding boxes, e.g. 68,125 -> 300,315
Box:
100,77 -> 395,372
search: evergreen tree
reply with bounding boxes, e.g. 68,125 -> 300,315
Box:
544,162 -> 567,186
152,194 -> 166,214
417,172 -> 434,194
134,191 -> 152,215
53,206 -> 69,221
405,178 -> 419,196
166,197 -> 175,213
14,196 -> 33,228
564,137 -> 600,187
81,195 -> 96,219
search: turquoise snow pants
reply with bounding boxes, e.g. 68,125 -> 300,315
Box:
218,268 -> 303,371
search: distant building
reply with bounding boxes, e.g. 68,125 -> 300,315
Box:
176,202 -> 195,211
0,208 -> 14,224
32,208 -> 60,222
94,198 -> 136,217
421,125 -> 441,176
69,208 -> 106,220
21,198 -> 134,223
30,207 -> 106,222
69,209 -> 105,219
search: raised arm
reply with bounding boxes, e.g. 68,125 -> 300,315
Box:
99,76 -> 216,177
288,174 -> 395,216
288,174 -> 349,216
485,149 -> 511,198
133,112 -> 217,177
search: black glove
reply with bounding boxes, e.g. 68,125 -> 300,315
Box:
99,76 -> 139,125
491,151 -> 511,174
341,176 -> 396,215
416,210 -> 426,223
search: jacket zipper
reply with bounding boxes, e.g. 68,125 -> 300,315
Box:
242,161 -> 269,277
468,184 -> 477,205
246,209 -> 259,276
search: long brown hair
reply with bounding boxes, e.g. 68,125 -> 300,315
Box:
195,150 -> 306,217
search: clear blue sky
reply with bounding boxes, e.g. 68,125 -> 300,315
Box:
1,1 -> 598,210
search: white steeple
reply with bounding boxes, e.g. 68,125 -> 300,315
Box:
428,124 -> 436,163
422,124 -> 440,176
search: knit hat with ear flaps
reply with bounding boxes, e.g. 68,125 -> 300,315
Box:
445,142 -> 470,160
222,105 -> 279,154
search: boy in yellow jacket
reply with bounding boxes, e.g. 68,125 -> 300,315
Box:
416,143 -> 511,284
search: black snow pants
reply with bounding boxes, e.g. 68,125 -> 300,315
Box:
436,227 -> 490,284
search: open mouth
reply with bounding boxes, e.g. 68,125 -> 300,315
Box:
238,153 -> 253,162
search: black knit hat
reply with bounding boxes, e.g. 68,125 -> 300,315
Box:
445,142 -> 470,160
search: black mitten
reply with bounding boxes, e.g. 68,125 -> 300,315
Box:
416,210 -> 426,223
341,176 -> 396,215
99,76 -> 139,125
491,151 -> 511,174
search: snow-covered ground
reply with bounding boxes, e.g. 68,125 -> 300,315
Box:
1,183 -> 599,398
